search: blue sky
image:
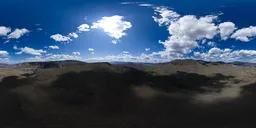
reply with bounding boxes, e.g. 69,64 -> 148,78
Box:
0,0 -> 256,63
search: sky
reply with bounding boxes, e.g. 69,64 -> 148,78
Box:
1,0 -> 256,63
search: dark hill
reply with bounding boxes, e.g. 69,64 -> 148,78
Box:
16,60 -> 87,69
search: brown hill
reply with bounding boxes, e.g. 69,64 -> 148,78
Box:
0,59 -> 256,128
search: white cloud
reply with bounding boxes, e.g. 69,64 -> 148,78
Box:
250,58 -> 256,63
46,53 -> 53,56
68,32 -> 78,38
0,51 -> 9,57
22,52 -> 186,63
84,52 -> 179,63
0,26 -> 11,36
159,36 -> 198,56
194,52 -> 201,57
88,48 -> 94,52
145,48 -> 151,51
78,24 -> 90,32
201,39 -> 207,44
112,40 -> 118,44
194,47 -> 256,62
8,28 -> 29,39
168,15 -> 218,40
231,26 -> 256,42
123,51 -> 129,54
208,47 -> 223,57
0,50 -> 10,63
26,54 -> 82,62
152,6 -> 180,26
72,52 -> 81,55
153,7 -> 219,57
87,48 -> 94,55
37,28 -> 43,31
48,45 -> 59,50
159,15 -> 218,55
231,50 -> 256,57
207,41 -> 216,47
91,15 -> 132,39
0,58 -> 10,63
13,45 -> 18,50
4,40 -> 10,44
120,2 -> 152,7
50,34 -> 72,42
120,2 -> 138,5
16,47 -> 47,56
139,4 -> 153,7
219,22 -> 236,40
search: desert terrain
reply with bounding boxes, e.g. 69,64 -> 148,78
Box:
1,59 -> 256,128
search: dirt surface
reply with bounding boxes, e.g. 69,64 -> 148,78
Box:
1,60 -> 256,128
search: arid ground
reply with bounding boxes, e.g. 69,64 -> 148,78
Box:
1,59 -> 256,128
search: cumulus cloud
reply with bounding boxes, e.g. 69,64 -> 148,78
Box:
16,47 -> 47,56
88,48 -> 95,54
50,34 -> 72,42
0,58 -> 10,63
0,51 -> 9,57
112,40 -> 118,44
250,58 -> 256,63
208,47 -> 223,57
78,24 -> 90,32
84,52 -> 178,63
68,32 -> 78,38
37,28 -> 43,31
8,28 -> 29,39
152,6 -> 180,26
145,48 -> 151,51
0,26 -> 11,36
48,45 -> 59,49
13,45 -> 18,50
153,7 -> 220,57
219,22 -> 236,40
29,53 -> 165,63
26,54 -> 82,62
160,15 -> 218,56
168,15 -> 218,40
123,51 -> 129,54
91,15 -> 132,40
72,52 -> 80,55
22,51 -> 186,63
88,48 -> 94,52
231,50 -> 256,57
194,47 -> 256,62
201,39 -> 207,44
231,26 -> 256,42
207,41 -> 216,47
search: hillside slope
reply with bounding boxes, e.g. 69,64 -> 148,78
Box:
0,59 -> 256,128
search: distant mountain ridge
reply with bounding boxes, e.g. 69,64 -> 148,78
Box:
230,61 -> 256,68
15,60 -> 87,69
1,59 -> 256,69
